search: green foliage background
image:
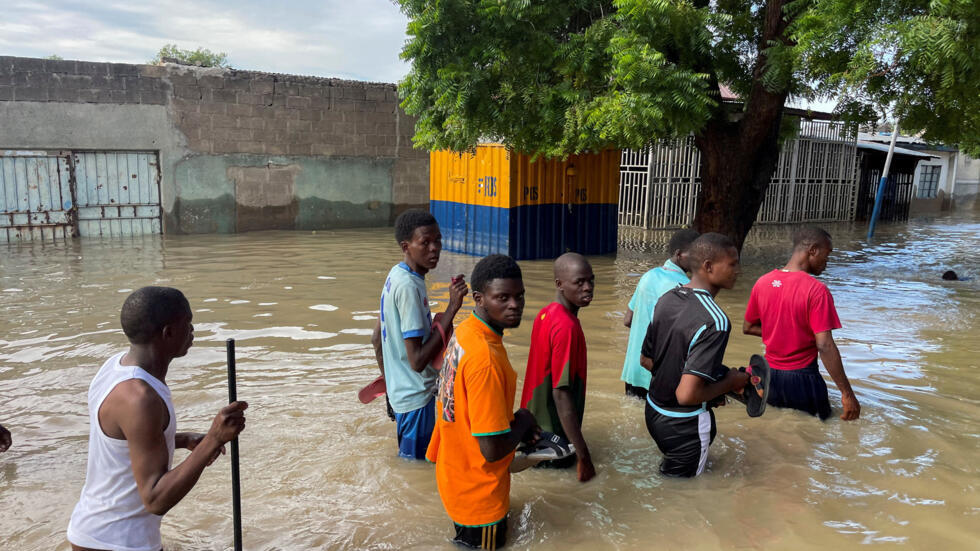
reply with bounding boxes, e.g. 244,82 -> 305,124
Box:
397,0 -> 980,156
151,44 -> 229,68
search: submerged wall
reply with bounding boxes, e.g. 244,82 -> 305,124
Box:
0,56 -> 428,234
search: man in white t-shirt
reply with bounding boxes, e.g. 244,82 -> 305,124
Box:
68,286 -> 247,551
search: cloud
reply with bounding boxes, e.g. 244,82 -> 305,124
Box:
0,0 -> 411,82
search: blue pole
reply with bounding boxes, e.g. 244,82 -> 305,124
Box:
866,174 -> 890,240
867,123 -> 899,240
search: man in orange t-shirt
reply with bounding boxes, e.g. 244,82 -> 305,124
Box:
426,254 -> 540,549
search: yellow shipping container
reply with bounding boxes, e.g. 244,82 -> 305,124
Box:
430,146 -> 620,259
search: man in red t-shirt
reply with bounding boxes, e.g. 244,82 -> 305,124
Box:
743,227 -> 860,421
520,253 -> 596,482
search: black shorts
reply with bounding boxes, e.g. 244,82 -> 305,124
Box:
644,400 -> 716,477
625,383 -> 647,399
453,517 -> 507,550
767,362 -> 831,420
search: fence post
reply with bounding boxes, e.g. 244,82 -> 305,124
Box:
644,146 -> 654,229
785,137 -> 800,223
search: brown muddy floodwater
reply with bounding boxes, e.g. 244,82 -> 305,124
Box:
1,214 -> 978,550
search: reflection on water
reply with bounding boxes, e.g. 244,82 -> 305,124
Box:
1,214 -> 978,550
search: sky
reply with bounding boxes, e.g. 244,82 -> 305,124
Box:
0,0 -> 412,83
0,0 -> 835,110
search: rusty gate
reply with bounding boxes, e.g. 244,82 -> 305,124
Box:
0,150 -> 162,243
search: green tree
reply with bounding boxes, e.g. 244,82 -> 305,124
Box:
45,55 -> 64,60
397,0 -> 980,248
151,44 -> 228,68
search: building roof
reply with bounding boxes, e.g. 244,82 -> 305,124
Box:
858,132 -> 959,152
718,84 -> 836,121
856,140 -> 937,159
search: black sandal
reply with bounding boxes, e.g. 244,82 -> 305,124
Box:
728,355 -> 771,417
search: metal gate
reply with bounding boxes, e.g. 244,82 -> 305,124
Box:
618,120 -> 859,229
0,151 -> 74,242
0,150 -> 161,243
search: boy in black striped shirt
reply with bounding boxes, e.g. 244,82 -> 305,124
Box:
640,233 -> 757,477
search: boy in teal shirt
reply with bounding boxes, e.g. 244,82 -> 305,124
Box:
622,229 -> 699,398
372,209 -> 468,459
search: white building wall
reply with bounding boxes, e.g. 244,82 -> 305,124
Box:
954,153 -> 979,208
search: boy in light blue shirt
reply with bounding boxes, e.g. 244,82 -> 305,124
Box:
621,229 -> 699,399
372,209 -> 467,459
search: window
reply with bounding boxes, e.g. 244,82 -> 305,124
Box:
917,165 -> 941,198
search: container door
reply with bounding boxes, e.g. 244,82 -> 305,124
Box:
0,151 -> 74,243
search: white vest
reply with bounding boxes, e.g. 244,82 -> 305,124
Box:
67,353 -> 176,551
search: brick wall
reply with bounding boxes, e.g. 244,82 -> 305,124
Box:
0,57 -> 169,104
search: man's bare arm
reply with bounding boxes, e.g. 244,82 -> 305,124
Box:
624,308 -> 634,328
640,354 -> 654,372
675,370 -> 749,406
107,380 -> 247,515
553,388 -> 594,482
815,330 -> 860,420
476,408 -> 539,463
372,320 -> 385,376
743,319 -> 762,337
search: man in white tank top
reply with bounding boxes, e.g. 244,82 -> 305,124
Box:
67,287 -> 248,551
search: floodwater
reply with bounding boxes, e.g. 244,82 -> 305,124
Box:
1,214 -> 978,551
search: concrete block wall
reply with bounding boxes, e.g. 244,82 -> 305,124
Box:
0,56 -> 429,234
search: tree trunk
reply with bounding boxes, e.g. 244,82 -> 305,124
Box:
692,107 -> 785,251
692,0 -> 793,251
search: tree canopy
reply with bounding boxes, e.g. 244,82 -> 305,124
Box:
151,44 -> 229,68
397,0 -> 980,156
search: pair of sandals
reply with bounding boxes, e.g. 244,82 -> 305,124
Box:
510,431 -> 576,473
727,354 -> 771,418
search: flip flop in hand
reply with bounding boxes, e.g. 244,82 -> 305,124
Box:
728,354 -> 771,417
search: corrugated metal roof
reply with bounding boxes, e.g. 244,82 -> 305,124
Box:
856,141 -> 937,159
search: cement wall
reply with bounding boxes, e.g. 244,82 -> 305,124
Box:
954,153 -> 980,209
0,56 -> 428,233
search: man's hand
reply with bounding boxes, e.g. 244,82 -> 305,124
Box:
448,274 -> 468,313
840,392 -> 861,421
816,330 -> 860,421
577,454 -> 596,482
0,424 -> 10,453
208,401 -> 248,445
181,432 -> 225,465
514,408 -> 541,445
727,368 -> 750,394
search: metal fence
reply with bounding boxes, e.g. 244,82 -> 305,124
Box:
618,120 -> 859,229
854,160 -> 915,222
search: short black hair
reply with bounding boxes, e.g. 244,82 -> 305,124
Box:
471,254 -> 523,294
942,270 -> 959,281
120,286 -> 191,344
793,226 -> 831,250
668,228 -> 700,255
688,233 -> 737,269
394,209 -> 438,244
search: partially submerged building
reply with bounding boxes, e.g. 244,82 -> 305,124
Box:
0,55 -> 427,243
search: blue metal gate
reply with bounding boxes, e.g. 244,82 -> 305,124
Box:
73,151 -> 162,237
0,151 -> 74,243
0,150 -> 161,243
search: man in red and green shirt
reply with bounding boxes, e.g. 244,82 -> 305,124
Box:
520,252 -> 596,482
